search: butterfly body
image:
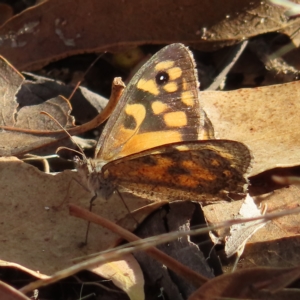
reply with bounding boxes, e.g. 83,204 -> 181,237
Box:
78,43 -> 252,204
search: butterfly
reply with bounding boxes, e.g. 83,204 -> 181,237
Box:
77,43 -> 252,205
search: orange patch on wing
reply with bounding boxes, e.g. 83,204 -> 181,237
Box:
137,79 -> 159,95
210,159 -> 220,167
223,170 -> 232,177
120,130 -> 182,158
181,91 -> 195,107
181,160 -> 216,181
155,60 -> 175,71
177,174 -> 201,188
102,126 -> 135,160
164,112 -> 187,127
131,158 -> 174,180
199,128 -> 212,140
152,101 -> 168,114
125,103 -> 146,127
101,102 -> 146,160
168,67 -> 182,80
163,82 -> 178,93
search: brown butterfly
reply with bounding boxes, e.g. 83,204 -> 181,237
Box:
77,43 -> 252,206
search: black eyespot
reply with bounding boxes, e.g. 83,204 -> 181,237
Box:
155,71 -> 169,85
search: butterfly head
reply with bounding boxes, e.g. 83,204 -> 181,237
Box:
75,157 -> 113,199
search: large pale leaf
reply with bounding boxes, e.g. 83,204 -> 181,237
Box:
202,81 -> 300,176
0,157 -> 150,274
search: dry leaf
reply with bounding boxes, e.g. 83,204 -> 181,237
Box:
15,96 -> 74,130
0,61 -> 78,155
225,194 -> 266,258
0,65 -> 124,157
201,81 -> 300,176
0,57 -> 77,156
20,73 -> 108,124
0,280 -> 31,300
1,0 -> 300,70
0,157 -> 150,274
0,56 -> 24,126
188,266 -> 300,300
204,185 -> 300,271
0,93 -> 75,157
91,254 -> 145,300
0,4 -> 13,26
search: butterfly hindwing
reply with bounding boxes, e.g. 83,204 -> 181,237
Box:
95,44 -> 205,163
102,140 -> 252,202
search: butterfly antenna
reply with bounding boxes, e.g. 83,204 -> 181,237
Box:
56,146 -> 86,157
40,111 -> 87,161
68,53 -> 104,101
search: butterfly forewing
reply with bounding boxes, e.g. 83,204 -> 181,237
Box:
102,140 -> 252,203
95,44 -> 205,163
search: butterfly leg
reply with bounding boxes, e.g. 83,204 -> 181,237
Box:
84,192 -> 98,245
115,188 -> 139,226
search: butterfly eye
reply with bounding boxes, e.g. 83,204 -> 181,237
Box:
155,71 -> 169,85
